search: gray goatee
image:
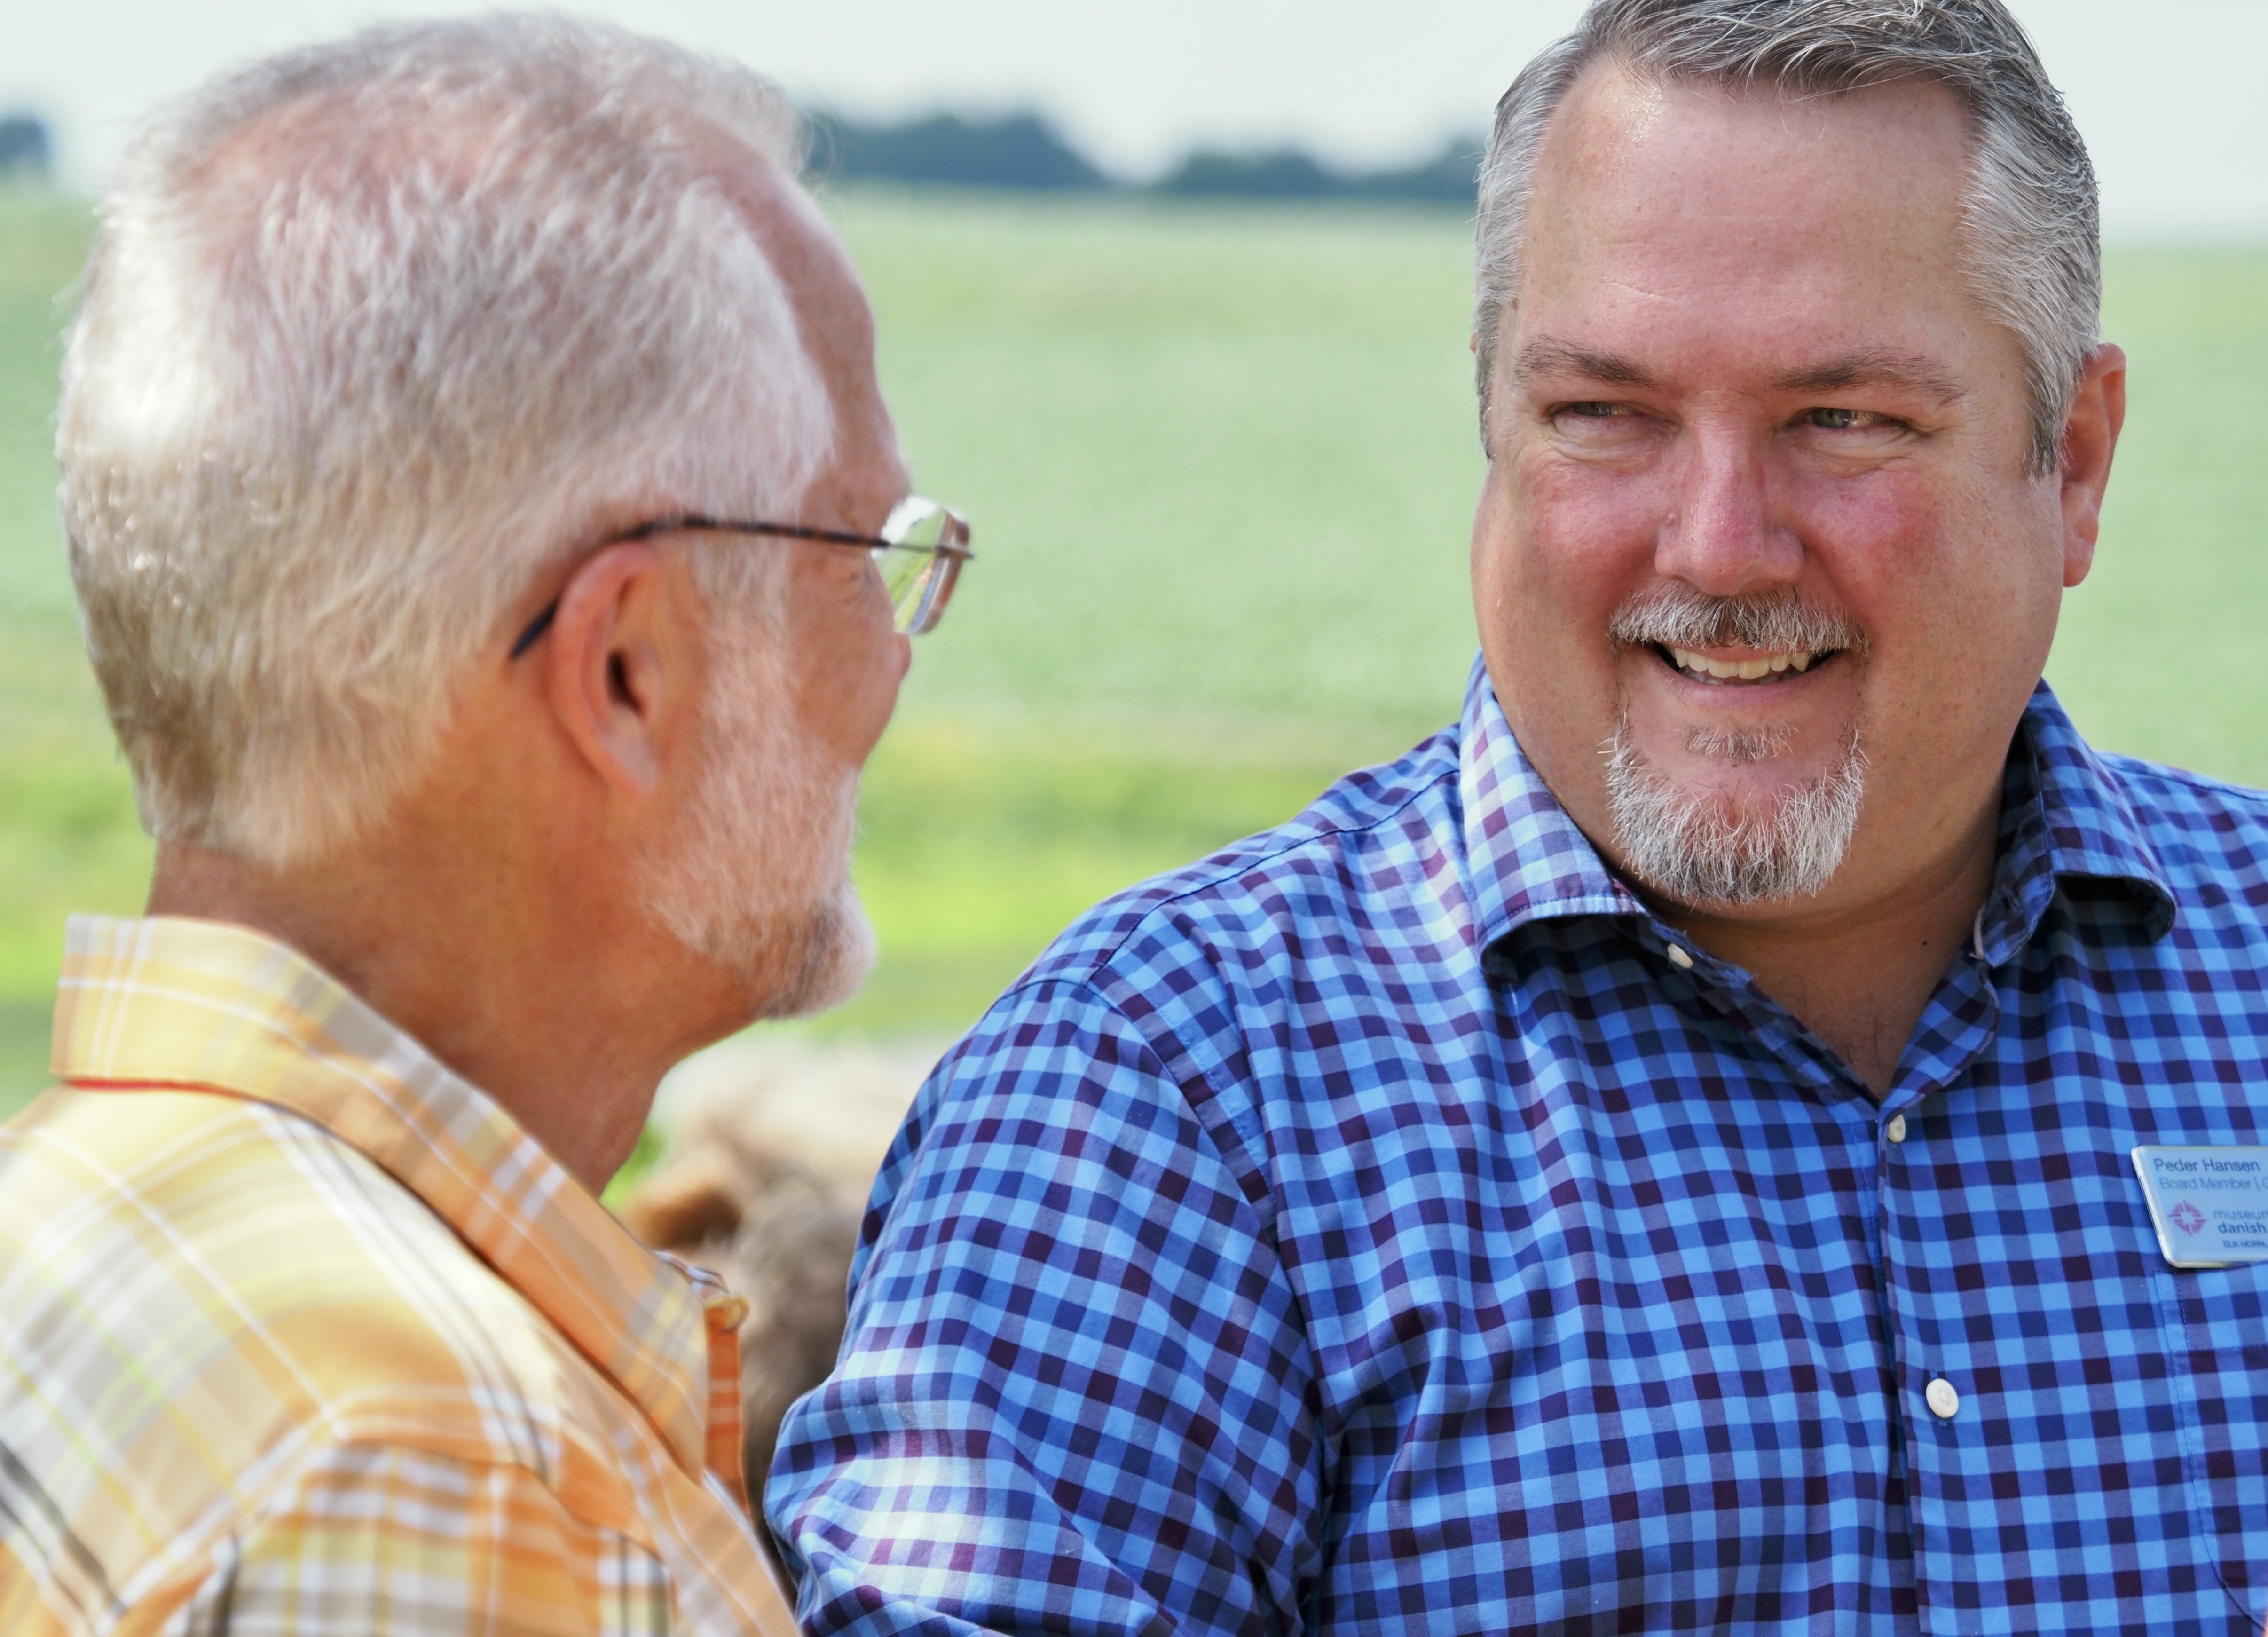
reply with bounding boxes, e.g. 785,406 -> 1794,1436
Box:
1601,585 -> 1869,907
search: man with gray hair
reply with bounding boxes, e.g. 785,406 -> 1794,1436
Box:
0,16 -> 968,1633
772,1 -> 2268,1631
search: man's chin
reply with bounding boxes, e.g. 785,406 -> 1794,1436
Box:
1605,720 -> 1867,908
744,878 -> 877,1021
643,841 -> 877,1023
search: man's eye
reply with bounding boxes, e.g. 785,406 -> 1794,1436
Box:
1551,402 -> 1649,433
1804,407 -> 1893,431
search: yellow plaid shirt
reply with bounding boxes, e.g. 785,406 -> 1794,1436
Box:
0,916 -> 802,1636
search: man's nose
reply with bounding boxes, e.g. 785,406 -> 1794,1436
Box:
1653,429 -> 1803,598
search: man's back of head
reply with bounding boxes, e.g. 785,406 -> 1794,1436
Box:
63,14 -> 829,865
5,15 -> 965,1633
53,11 -> 948,1179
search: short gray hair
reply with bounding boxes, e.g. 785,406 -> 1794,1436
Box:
1474,0 -> 2098,474
59,15 -> 835,864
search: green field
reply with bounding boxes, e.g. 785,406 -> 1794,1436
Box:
2,184 -> 2265,1115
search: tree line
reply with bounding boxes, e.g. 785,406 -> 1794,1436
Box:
807,110 -> 1481,204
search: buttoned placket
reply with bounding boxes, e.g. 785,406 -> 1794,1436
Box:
703,1290 -> 754,1517
691,1275 -> 807,1627
675,1260 -> 805,1629
1877,917 -> 2017,1636
1645,903 -> 2023,1635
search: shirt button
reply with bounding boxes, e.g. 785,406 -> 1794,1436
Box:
1925,1378 -> 1960,1419
1886,1113 -> 1907,1144
1666,944 -> 1694,970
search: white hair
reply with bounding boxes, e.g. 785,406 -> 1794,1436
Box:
1474,0 -> 2099,476
58,14 -> 835,864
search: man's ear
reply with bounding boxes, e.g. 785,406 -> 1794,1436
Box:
541,541 -> 689,799
2057,342 -> 2127,590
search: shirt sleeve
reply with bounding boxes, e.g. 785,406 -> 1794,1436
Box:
155,1443 -> 673,1637
766,977 -> 1323,1637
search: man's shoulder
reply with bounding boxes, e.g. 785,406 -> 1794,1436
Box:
1017,724 -> 1467,1001
2093,749 -> 2268,885
4,1082 -> 546,1347
0,1086 -> 642,1582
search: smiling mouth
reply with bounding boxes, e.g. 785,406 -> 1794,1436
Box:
1655,644 -> 1843,684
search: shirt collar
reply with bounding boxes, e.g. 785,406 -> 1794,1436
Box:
1457,660 -> 2175,960
48,914 -> 721,1480
1458,656 -> 1645,954
1975,680 -> 2175,962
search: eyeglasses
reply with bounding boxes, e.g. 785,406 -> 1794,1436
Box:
509,495 -> 972,659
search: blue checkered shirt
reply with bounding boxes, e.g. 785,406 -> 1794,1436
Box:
771,664 -> 2268,1635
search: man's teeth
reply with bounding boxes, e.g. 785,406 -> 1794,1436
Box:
1667,647 -> 1817,680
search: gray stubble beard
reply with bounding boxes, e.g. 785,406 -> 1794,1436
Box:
1604,715 -> 1867,907
1600,583 -> 1869,908
641,615 -> 877,1021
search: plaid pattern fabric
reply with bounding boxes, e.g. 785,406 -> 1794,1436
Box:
0,916 -> 797,1636
772,663 -> 2268,1636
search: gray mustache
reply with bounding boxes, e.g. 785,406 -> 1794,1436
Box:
1608,585 -> 1867,657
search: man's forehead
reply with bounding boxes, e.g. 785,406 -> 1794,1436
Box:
1530,61 -> 1973,249
1543,56 -> 1974,174
1506,59 -> 1989,375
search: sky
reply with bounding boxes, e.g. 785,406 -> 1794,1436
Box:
7,0 -> 2266,237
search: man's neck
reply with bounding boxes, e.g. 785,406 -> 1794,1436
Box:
1651,796 -> 2002,1100
146,837 -> 730,1191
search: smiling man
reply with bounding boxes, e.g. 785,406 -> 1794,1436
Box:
770,1 -> 2268,1633
1471,33 -> 2119,1101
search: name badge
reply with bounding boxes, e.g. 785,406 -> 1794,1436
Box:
2131,1146 -> 2268,1268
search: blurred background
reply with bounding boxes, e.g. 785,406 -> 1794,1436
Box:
3,1 -> 2265,1151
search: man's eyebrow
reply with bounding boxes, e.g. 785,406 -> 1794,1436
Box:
1778,350 -> 1968,406
1513,339 -> 1660,391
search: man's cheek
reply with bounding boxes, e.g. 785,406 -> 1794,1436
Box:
1782,462 -> 1965,584
1517,515 -> 1660,637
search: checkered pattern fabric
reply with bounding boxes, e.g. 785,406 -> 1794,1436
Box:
0,916 -> 798,1636
772,664 -> 2268,1636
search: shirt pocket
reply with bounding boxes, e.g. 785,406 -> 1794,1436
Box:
2158,1259 -> 2268,1624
